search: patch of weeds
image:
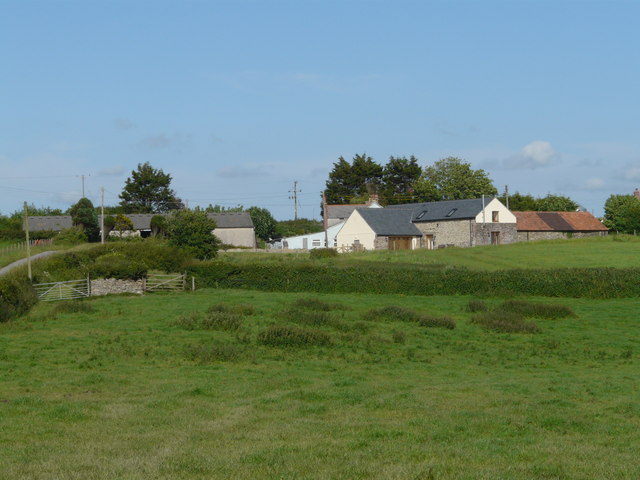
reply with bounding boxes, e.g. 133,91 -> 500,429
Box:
257,325 -> 332,347
185,343 -> 244,363
467,299 -> 488,312
173,312 -> 203,330
363,306 -> 421,323
207,303 -> 255,316
278,309 -> 349,331
51,301 -> 95,315
174,311 -> 243,331
471,311 -> 540,334
392,330 -> 407,344
293,298 -> 350,311
418,315 -> 456,329
499,300 -> 575,319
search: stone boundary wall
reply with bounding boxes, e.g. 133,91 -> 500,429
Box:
91,278 -> 144,296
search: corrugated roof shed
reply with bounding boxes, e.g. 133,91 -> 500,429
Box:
356,208 -> 423,236
514,211 -> 608,232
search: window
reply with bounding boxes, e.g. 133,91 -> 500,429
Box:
446,208 -> 457,217
416,210 -> 427,219
492,211 -> 499,222
312,239 -> 321,247
353,239 -> 361,245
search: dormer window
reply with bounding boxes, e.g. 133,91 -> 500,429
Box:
446,208 -> 457,217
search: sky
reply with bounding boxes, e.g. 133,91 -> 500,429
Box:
1,0 -> 639,219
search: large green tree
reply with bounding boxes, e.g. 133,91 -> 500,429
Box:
536,194 -> 579,212
166,209 -> 220,260
247,206 -> 278,242
69,197 -> 100,242
380,155 -> 422,205
413,157 -> 497,201
119,162 -> 182,213
603,194 -> 640,233
325,153 -> 383,204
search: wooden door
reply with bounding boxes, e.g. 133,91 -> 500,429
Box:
389,236 -> 413,250
425,235 -> 434,250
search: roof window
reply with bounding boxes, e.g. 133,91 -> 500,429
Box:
416,210 -> 427,219
446,208 -> 457,217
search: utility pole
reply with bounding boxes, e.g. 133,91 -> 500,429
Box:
101,187 -> 105,244
322,191 -> 329,248
23,201 -> 32,280
78,174 -> 90,197
504,184 -> 510,209
289,181 -> 301,220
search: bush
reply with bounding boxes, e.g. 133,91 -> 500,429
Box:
0,273 -> 38,323
167,209 -> 220,260
91,253 -> 147,280
418,315 -> 456,329
471,311 -> 540,334
310,248 -> 338,259
54,226 -> 87,245
499,300 -> 575,319
467,299 -> 488,312
257,325 -> 332,347
207,303 -> 255,316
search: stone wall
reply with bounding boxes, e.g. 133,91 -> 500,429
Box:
472,222 -> 518,246
414,220 -> 473,248
91,278 -> 144,296
518,231 -> 608,242
374,236 -> 389,250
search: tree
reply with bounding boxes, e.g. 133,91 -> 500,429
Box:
535,194 -> 578,212
166,209 -> 220,260
150,215 -> 168,237
113,213 -> 134,233
119,162 -> 182,213
247,206 -> 278,242
603,194 -> 640,233
498,192 -> 538,211
69,198 -> 100,242
205,204 -> 244,213
277,218 -> 323,238
413,157 -> 497,201
380,155 -> 422,205
325,153 -> 383,204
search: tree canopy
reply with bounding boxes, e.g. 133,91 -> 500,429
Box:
499,192 -> 579,212
69,197 -> 100,242
119,162 -> 182,213
325,153 -> 383,204
603,194 -> 640,233
247,206 -> 278,242
380,156 -> 422,205
413,157 -> 497,201
166,209 -> 220,260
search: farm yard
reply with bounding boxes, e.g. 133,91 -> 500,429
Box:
1,237 -> 640,479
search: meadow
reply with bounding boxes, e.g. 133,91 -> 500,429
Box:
1,288 -> 638,479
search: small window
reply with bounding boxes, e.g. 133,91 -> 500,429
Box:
312,239 -> 321,247
492,211 -> 499,222
446,208 -> 457,217
416,210 -> 427,219
353,239 -> 361,245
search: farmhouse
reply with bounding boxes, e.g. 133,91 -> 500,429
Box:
514,211 -> 608,241
26,212 -> 257,248
336,197 -> 517,251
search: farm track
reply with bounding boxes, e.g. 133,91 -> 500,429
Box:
0,251 -> 58,276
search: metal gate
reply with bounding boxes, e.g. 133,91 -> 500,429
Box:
144,273 -> 186,292
33,278 -> 91,302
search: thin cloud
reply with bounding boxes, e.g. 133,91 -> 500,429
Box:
504,141 -> 560,169
97,166 -> 125,177
140,133 -> 192,150
114,118 -> 136,130
624,166 -> 640,181
584,177 -> 606,190
216,164 -> 271,178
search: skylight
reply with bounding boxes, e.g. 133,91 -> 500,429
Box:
416,210 -> 427,219
446,208 -> 457,217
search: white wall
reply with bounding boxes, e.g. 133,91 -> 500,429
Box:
213,227 -> 256,248
335,210 -> 376,250
475,198 -> 517,224
283,222 -> 344,250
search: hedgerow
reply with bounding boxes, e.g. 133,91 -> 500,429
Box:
186,262 -> 640,299
0,272 -> 37,323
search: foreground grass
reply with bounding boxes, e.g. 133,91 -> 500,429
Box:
1,289 -> 638,479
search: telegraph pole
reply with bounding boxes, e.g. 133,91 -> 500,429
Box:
322,191 -> 329,248
101,187 -> 105,244
504,185 -> 510,209
23,201 -> 32,280
289,181 -> 301,220
78,174 -> 90,197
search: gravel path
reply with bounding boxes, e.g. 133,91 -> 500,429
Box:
0,251 -> 59,276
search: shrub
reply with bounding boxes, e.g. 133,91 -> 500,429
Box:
51,301 -> 95,315
499,300 -> 575,319
471,311 -> 540,334
418,315 -> 456,329
207,303 -> 255,316
185,343 -> 243,363
54,226 -> 87,245
91,253 -> 147,280
257,325 -> 332,347
167,209 -> 220,260
467,299 -> 488,312
293,297 -> 349,311
310,248 -> 338,259
363,306 -> 421,323
0,273 -> 38,323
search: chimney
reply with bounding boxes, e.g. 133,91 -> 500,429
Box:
367,194 -> 379,206
634,188 -> 640,200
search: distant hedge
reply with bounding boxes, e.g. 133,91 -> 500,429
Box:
187,262 -> 640,299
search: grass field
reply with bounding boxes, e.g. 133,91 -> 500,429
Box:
217,235 -> 640,271
1,289 -> 638,479
0,243 -> 61,269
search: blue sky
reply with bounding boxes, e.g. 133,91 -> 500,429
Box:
1,0 -> 638,219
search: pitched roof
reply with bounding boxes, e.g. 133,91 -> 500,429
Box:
207,212 -> 254,228
386,198 -> 490,222
326,204 -> 368,220
26,216 -> 73,231
356,208 -> 422,236
514,211 -> 608,232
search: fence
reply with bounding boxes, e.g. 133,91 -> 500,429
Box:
33,277 -> 91,302
0,239 -> 53,255
143,273 -> 186,292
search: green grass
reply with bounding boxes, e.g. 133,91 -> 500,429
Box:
0,243 -> 62,269
1,289 -> 638,479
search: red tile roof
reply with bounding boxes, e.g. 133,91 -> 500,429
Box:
514,211 -> 608,232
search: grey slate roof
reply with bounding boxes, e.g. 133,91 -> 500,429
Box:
356,208 -> 422,236
207,212 -> 254,229
386,198 -> 489,222
27,216 -> 73,231
326,204 -> 367,220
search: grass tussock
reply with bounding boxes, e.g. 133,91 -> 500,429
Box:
363,306 -> 421,323
499,300 -> 575,319
467,299 -> 488,312
471,311 -> 541,334
257,325 -> 332,347
418,315 -> 456,330
207,302 -> 255,316
277,308 -> 351,332
292,297 -> 350,311
174,311 -> 243,331
51,301 -> 95,315
185,343 -> 244,363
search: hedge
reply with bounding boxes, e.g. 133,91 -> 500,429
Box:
187,262 -> 640,299
0,272 -> 37,323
